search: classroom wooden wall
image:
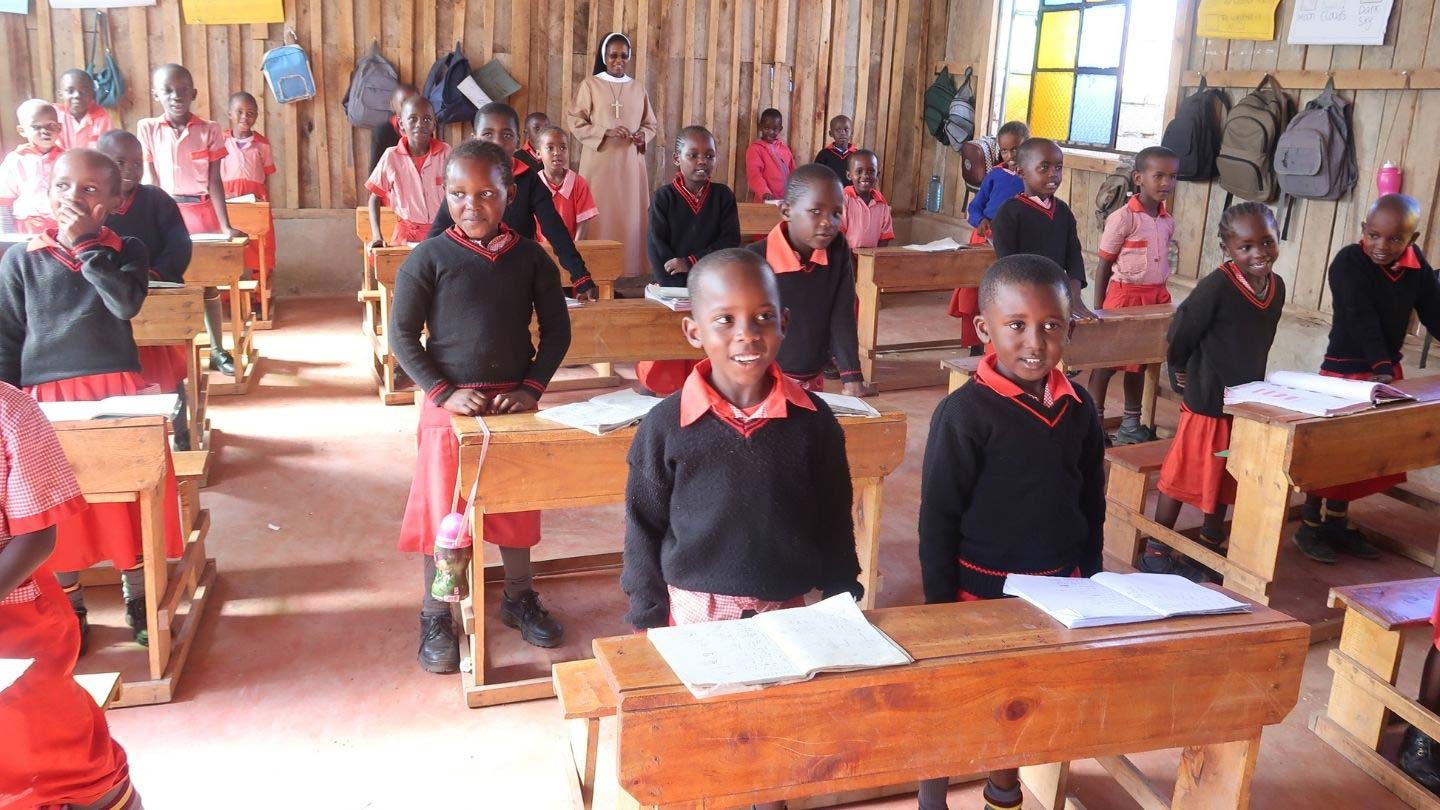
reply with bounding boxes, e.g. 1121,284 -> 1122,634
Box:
0,0 -> 935,215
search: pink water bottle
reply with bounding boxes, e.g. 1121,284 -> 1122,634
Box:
1377,162 -> 1403,195
430,512 -> 472,603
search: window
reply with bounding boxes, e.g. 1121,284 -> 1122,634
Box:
989,0 -> 1179,153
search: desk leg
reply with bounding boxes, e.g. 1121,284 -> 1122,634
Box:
1019,762 -> 1073,810
258,236 -> 271,325
1223,418 -> 1293,604
854,477 -> 884,610
140,480 -> 169,681
186,340 -> 202,450
857,282 -> 880,383
227,284 -> 246,384
1141,363 -> 1160,431
1327,608 -> 1404,749
1102,465 -> 1149,570
1171,734 -> 1260,810
947,368 -> 974,394
470,515 -> 488,688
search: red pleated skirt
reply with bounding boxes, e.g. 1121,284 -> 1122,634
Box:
944,229 -> 989,348
176,200 -> 221,235
391,219 -> 431,245
136,346 -> 188,393
397,396 -> 541,554
1311,366 -> 1408,501
1102,282 -> 1173,373
1157,406 -> 1237,514
224,179 -> 276,280
25,372 -> 185,572
635,360 -> 698,397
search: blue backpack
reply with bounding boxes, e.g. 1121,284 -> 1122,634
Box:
262,30 -> 316,104
422,42 -> 477,125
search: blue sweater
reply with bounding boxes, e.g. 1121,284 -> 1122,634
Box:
967,167 -> 1025,228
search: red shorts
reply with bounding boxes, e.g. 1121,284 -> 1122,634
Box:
176,199 -> 221,235
1102,282 -> 1173,373
397,395 -> 541,554
1312,366 -> 1408,501
1157,405 -> 1236,514
137,345 -> 189,393
391,219 -> 431,244
944,230 -> 989,349
635,360 -> 698,397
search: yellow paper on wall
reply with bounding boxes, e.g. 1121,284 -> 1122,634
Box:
1196,0 -> 1282,41
181,0 -> 282,25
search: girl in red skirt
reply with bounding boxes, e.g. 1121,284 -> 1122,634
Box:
389,141 -> 572,673
0,149 -> 183,649
0,382 -> 143,810
947,121 -> 1027,354
1147,203 -> 1285,579
1293,194 -> 1440,563
220,91 -> 278,289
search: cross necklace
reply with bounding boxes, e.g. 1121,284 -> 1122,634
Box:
604,82 -> 624,121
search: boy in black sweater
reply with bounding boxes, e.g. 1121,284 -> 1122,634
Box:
622,248 -> 862,631
813,114 -> 855,187
990,138 -> 1097,320
917,253 -> 1105,810
391,141 -> 573,673
746,163 -> 876,397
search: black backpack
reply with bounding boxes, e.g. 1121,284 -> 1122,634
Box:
943,67 -> 977,150
422,42 -> 477,125
1161,77 -> 1230,181
923,68 -> 959,146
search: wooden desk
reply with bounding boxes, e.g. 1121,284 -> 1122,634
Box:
738,201 -> 780,242
56,417 -> 215,707
131,286 -> 211,467
452,403 -> 908,707
187,237 -> 256,395
853,246 -> 995,388
542,299 -> 700,367
595,597 -> 1307,809
226,201 -> 276,329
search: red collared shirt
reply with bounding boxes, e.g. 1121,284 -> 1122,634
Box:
678,359 -> 816,435
762,222 -> 830,274
841,185 -> 895,250
137,114 -> 228,197
58,103 -> 115,150
974,352 -> 1078,417
1355,240 -> 1423,282
536,168 -> 598,243
364,137 -> 451,225
0,144 -> 62,220
443,223 -> 520,261
1097,195 -> 1174,286
25,227 -> 125,270
220,130 -> 277,188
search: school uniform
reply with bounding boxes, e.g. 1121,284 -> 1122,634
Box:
1158,262 -> 1285,513
57,103 -> 115,150
106,185 -> 194,393
536,168 -> 599,244
1096,196 -> 1175,371
621,360 -> 861,629
814,142 -> 854,187
220,130 -> 278,276
919,353 -> 1105,601
137,115 -> 229,235
365,137 -> 451,244
840,186 -> 895,251
426,158 -> 597,297
0,230 -> 183,572
389,225 -> 572,555
0,144 -> 61,233
636,176 -> 742,395
368,115 -> 401,174
949,167 -> 1025,346
990,194 -> 1088,290
0,382 -> 135,810
744,138 -> 795,203
747,223 -> 864,388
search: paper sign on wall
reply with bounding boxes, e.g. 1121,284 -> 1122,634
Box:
1196,0 -> 1283,41
180,0 -> 281,24
50,0 -> 154,8
1288,0 -> 1395,46
0,0 -> 27,13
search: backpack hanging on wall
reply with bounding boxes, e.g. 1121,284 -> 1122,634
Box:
86,11 -> 124,108
423,42 -> 478,125
1093,156 -> 1137,232
1216,74 -> 1295,204
960,135 -> 998,192
262,29 -> 317,104
1274,78 -> 1356,238
343,41 -> 400,128
923,67 -> 959,146
1161,77 -> 1229,181
943,67 -> 977,151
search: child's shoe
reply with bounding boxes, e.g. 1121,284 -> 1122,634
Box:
418,613 -> 460,673
1138,540 -> 1215,583
1326,524 -> 1380,560
500,589 -> 564,648
1112,423 -> 1157,445
125,598 -> 149,647
981,779 -> 1022,810
1292,523 -> 1339,564
209,348 -> 235,375
1400,726 -> 1440,795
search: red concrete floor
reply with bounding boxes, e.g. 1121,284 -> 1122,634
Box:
81,294 -> 1426,809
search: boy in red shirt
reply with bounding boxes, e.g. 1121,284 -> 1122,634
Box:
522,111 -> 549,167
56,69 -> 115,150
840,149 -> 894,251
534,126 -> 598,242
744,108 -> 795,203
220,91 -> 278,286
0,99 -> 63,234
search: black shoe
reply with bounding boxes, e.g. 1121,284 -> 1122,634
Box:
1400,726 -> 1440,795
1293,523 -> 1339,564
821,359 -> 841,381
209,348 -> 235,376
1327,524 -> 1381,560
418,614 -> 460,674
1139,542 -> 1216,583
499,590 -> 564,648
1113,423 -> 1157,445
125,598 -> 149,647
172,424 -> 192,452
75,606 -> 89,656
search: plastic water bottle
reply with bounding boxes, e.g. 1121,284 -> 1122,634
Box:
926,174 -> 943,213
1377,162 -> 1403,196
430,512 -> 472,603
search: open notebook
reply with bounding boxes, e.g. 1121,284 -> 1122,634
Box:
1002,572 -> 1250,629
37,394 -> 178,423
1225,370 -> 1413,417
535,389 -> 663,435
646,594 -> 913,698
644,284 -> 691,311
815,392 -> 881,418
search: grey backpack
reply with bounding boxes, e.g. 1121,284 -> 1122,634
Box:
1216,75 -> 1295,204
944,67 -> 976,152
1093,156 -> 1137,232
343,42 -> 399,128
1275,78 -> 1356,201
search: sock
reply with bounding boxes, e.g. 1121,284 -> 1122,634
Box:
499,546 -> 533,599
982,778 -> 1023,810
1321,498 -> 1350,527
420,555 -> 450,617
203,291 -> 226,354
1301,495 -> 1324,528
121,563 -> 143,602
55,571 -> 84,611
916,776 -> 949,810
1144,538 -> 1170,557
1121,407 -> 1141,430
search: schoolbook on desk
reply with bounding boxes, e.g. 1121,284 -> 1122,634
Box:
644,284 -> 691,311
1003,572 -> 1250,629
535,389 -> 663,435
37,394 -> 178,423
1224,370 -> 1412,417
646,594 -> 913,698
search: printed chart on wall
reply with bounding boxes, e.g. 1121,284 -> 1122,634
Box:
1288,0 -> 1395,45
179,0 -> 282,24
1196,0 -> 1283,40
49,0 -> 153,8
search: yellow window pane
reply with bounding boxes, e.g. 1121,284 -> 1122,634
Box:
1036,9 -> 1080,70
1030,72 -> 1073,140
1004,74 -> 1032,124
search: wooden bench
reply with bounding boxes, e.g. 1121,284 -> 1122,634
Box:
226,201 -> 276,329
1314,578 -> 1440,809
737,201 -> 780,241
131,286 -> 210,457
553,659 -> 617,809
187,237 -> 257,395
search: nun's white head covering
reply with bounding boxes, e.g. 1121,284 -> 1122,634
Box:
593,32 -> 633,83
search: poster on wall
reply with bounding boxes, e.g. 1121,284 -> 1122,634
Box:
49,0 -> 154,8
179,0 -> 282,24
0,0 -> 26,13
1288,0 -> 1395,45
1196,0 -> 1283,40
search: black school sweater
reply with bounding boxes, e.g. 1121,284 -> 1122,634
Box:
991,195 -> 1088,287
368,120 -> 400,174
0,230 -> 150,387
389,227 -> 572,404
106,185 -> 192,283
1169,263 -> 1286,417
814,144 -> 854,188
746,232 -> 864,384
918,371 -> 1106,602
621,393 -> 861,629
1322,243 -> 1440,378
646,178 -> 741,286
425,161 -> 595,296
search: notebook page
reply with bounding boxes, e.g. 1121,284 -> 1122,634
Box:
647,618 -> 806,691
756,594 -> 912,675
1002,574 -> 1159,628
98,394 -> 179,417
1223,381 -> 1357,417
814,392 -> 882,418
1090,572 -> 1249,617
1268,371 -> 1388,403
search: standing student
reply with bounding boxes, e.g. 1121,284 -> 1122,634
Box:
534,125 -> 598,243
746,164 -> 877,397
56,69 -> 115,150
0,99 -> 63,234
98,130 -> 196,451
1145,203 -> 1285,579
0,149 -> 183,648
0,382 -> 144,810
744,108 -> 795,203
522,111 -> 549,166
366,95 -> 450,247
220,91 -> 278,288
840,150 -> 894,251
1292,194 -> 1440,563
390,141 -> 572,673
368,83 -> 417,174
569,32 -> 658,277
137,63 -> 246,376
814,114 -> 855,187
637,125 -> 741,396
917,254 -> 1106,810
1089,146 -> 1179,445
948,121 -> 1028,353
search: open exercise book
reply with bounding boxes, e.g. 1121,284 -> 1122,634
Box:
536,389 -> 664,435
904,237 -> 965,252
644,284 -> 691,311
37,394 -> 178,423
814,391 -> 881,418
1224,370 -> 1413,417
1003,572 -> 1250,629
647,594 -> 913,699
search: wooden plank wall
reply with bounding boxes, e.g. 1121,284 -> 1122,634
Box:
0,0 -> 932,214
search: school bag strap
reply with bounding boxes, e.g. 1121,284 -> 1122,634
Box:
86,10 -> 124,109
